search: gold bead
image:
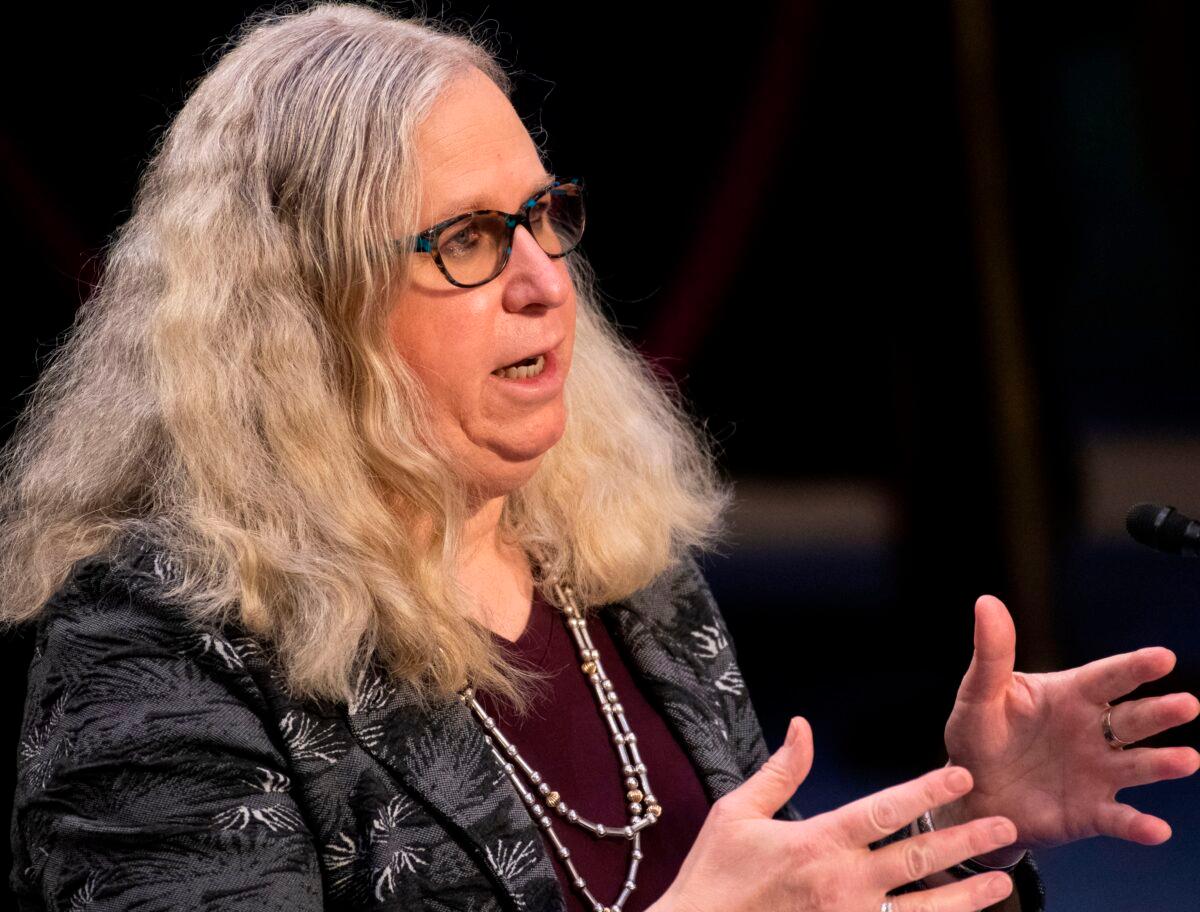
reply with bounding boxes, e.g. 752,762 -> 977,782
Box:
648,803 -> 663,817
581,661 -> 597,674
545,791 -> 560,808
626,788 -> 644,803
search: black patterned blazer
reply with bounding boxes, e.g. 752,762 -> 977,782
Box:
10,539 -> 1044,911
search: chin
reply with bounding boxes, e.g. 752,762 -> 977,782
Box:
496,410 -> 565,461
495,436 -> 558,473
482,435 -> 562,496
467,455 -> 546,501
460,410 -> 566,495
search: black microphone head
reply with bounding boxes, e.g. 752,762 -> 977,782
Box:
1126,503 -> 1172,549
1126,502 -> 1200,555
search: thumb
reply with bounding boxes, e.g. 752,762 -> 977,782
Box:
726,716 -> 814,819
957,594 -> 1016,704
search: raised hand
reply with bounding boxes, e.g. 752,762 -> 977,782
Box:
651,716 -> 1020,912
940,595 -> 1200,858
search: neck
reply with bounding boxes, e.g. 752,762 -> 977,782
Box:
459,495 -> 534,640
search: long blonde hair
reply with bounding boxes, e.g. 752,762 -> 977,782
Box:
0,1 -> 732,713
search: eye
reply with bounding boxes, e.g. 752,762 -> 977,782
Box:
439,219 -> 482,259
527,196 -> 554,229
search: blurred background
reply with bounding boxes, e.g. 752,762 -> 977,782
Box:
1,0 -> 1196,907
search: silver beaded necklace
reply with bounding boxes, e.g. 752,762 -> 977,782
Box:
458,579 -> 662,912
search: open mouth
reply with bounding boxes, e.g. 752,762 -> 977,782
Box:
491,353 -> 546,380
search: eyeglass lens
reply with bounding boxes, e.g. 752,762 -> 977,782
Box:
435,183 -> 584,286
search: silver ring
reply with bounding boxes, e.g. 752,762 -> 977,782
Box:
880,902 -> 895,912
1102,705 -> 1135,749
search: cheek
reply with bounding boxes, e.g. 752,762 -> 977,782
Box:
407,344 -> 476,414
389,311 -> 487,417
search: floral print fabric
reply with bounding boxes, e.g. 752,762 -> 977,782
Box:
10,539 -> 1043,910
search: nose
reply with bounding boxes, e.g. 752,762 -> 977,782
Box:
500,223 -> 572,311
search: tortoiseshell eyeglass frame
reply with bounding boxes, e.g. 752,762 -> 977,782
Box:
400,176 -> 585,288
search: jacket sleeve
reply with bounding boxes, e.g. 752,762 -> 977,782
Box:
10,564 -> 324,912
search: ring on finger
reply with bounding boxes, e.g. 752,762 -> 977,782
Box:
1102,704 -> 1136,749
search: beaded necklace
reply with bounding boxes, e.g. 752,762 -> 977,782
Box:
458,580 -> 662,912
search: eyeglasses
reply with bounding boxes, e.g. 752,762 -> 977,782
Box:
401,177 -> 585,288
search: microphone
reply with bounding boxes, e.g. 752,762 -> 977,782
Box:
1126,503 -> 1200,557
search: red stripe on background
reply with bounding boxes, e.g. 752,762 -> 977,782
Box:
641,1 -> 816,379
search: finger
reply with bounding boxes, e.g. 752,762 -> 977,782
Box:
725,716 -> 814,818
832,765 -> 975,847
955,595 -> 1015,705
1075,646 -> 1177,704
890,871 -> 1014,912
1096,800 -> 1173,845
1109,692 -> 1200,745
870,815 -> 1017,892
1116,745 -> 1200,788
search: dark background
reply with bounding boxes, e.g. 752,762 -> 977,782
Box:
2,1 -> 1197,907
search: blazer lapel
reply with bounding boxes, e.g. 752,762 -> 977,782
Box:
343,663 -> 564,912
602,559 -> 750,805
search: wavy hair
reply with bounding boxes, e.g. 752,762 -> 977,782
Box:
0,1 -> 732,713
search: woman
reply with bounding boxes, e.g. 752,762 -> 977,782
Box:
4,4 -> 1197,911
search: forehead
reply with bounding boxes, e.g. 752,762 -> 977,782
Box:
416,67 -> 550,223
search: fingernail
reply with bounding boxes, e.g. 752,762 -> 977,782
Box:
947,768 -> 971,792
785,717 -> 799,747
992,820 -> 1016,843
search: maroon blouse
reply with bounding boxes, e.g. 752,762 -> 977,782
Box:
473,587 -> 712,912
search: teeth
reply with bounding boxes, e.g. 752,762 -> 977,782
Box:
492,354 -> 546,380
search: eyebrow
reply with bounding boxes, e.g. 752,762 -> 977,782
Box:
429,172 -> 556,224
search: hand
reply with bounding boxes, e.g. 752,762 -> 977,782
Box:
653,717 -> 1020,912
941,595 -> 1200,862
